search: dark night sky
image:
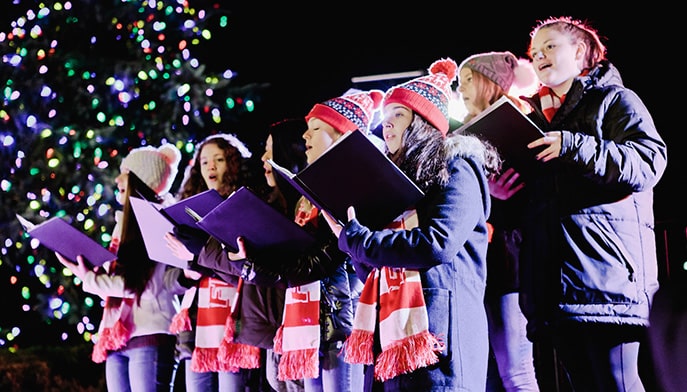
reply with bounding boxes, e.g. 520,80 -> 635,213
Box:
210,5 -> 681,224
2,3 -> 682,222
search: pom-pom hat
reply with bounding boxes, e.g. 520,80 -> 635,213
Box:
383,58 -> 458,136
305,89 -> 384,134
120,143 -> 181,196
459,51 -> 537,95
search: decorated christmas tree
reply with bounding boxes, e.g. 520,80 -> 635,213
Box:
0,0 -> 265,351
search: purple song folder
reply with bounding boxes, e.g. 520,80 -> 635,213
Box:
159,189 -> 224,228
16,214 -> 117,267
190,186 -> 316,254
128,196 -> 191,269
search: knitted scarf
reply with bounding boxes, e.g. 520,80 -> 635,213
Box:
169,276 -> 260,372
273,198 -> 321,381
539,85 -> 564,123
92,223 -> 133,364
343,209 -> 444,382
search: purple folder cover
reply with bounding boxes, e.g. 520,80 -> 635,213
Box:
193,186 -> 316,254
16,214 -> 117,267
268,130 -> 424,230
160,189 -> 225,228
128,196 -> 191,269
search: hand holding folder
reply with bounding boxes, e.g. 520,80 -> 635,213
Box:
16,214 -> 117,267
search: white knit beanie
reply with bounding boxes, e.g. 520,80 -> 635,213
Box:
120,143 -> 182,196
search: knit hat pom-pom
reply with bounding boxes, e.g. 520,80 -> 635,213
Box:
511,58 -> 539,96
429,58 -> 458,82
369,90 -> 384,110
158,143 -> 182,168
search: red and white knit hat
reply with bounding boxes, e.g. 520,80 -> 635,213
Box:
383,58 -> 458,136
305,89 -> 384,134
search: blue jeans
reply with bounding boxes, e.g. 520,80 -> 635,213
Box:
265,348 -> 305,392
303,341 -> 353,392
105,335 -> 177,392
183,359 -> 252,392
485,292 -> 539,392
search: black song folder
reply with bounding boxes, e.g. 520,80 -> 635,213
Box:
454,96 -> 545,177
267,130 -> 424,230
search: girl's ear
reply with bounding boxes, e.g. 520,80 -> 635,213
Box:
575,40 -> 588,66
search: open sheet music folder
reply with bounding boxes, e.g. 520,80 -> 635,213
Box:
267,130 -> 425,230
128,196 -> 193,268
454,96 -> 546,177
188,186 -> 316,255
16,214 -> 117,267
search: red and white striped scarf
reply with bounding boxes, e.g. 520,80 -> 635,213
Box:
343,209 -> 444,381
539,85 -> 564,123
170,276 -> 260,372
92,223 -> 133,363
273,198 -> 321,380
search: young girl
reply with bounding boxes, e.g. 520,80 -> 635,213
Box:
165,133 -> 260,392
259,118 -> 308,392
57,143 -> 195,392
328,58 -> 501,391
229,90 -> 383,392
521,16 -> 667,391
457,51 -> 540,392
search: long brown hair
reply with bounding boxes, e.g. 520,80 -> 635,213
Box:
177,134 -> 251,200
108,172 -> 158,305
388,114 -> 450,192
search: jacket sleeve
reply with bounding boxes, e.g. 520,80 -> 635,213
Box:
339,157 -> 488,270
559,88 -> 667,193
250,218 -> 347,287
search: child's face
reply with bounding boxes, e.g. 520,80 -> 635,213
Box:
303,117 -> 341,164
199,142 -> 227,191
381,103 -> 412,154
261,134 -> 277,187
457,67 -> 485,117
530,27 -> 584,93
114,170 -> 129,205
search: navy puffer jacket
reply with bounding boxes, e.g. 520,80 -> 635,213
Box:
520,61 -> 668,340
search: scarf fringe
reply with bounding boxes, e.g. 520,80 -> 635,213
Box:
343,329 -> 374,365
273,325 -> 283,355
91,320 -> 130,363
374,331 -> 443,382
169,308 -> 192,334
219,340 -> 261,369
191,347 -> 220,373
191,347 -> 239,373
277,348 -> 319,381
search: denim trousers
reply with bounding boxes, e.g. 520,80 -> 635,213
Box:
265,348 -> 305,392
105,336 -> 177,392
485,292 -> 539,392
302,341 -> 361,392
183,359 -> 252,392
